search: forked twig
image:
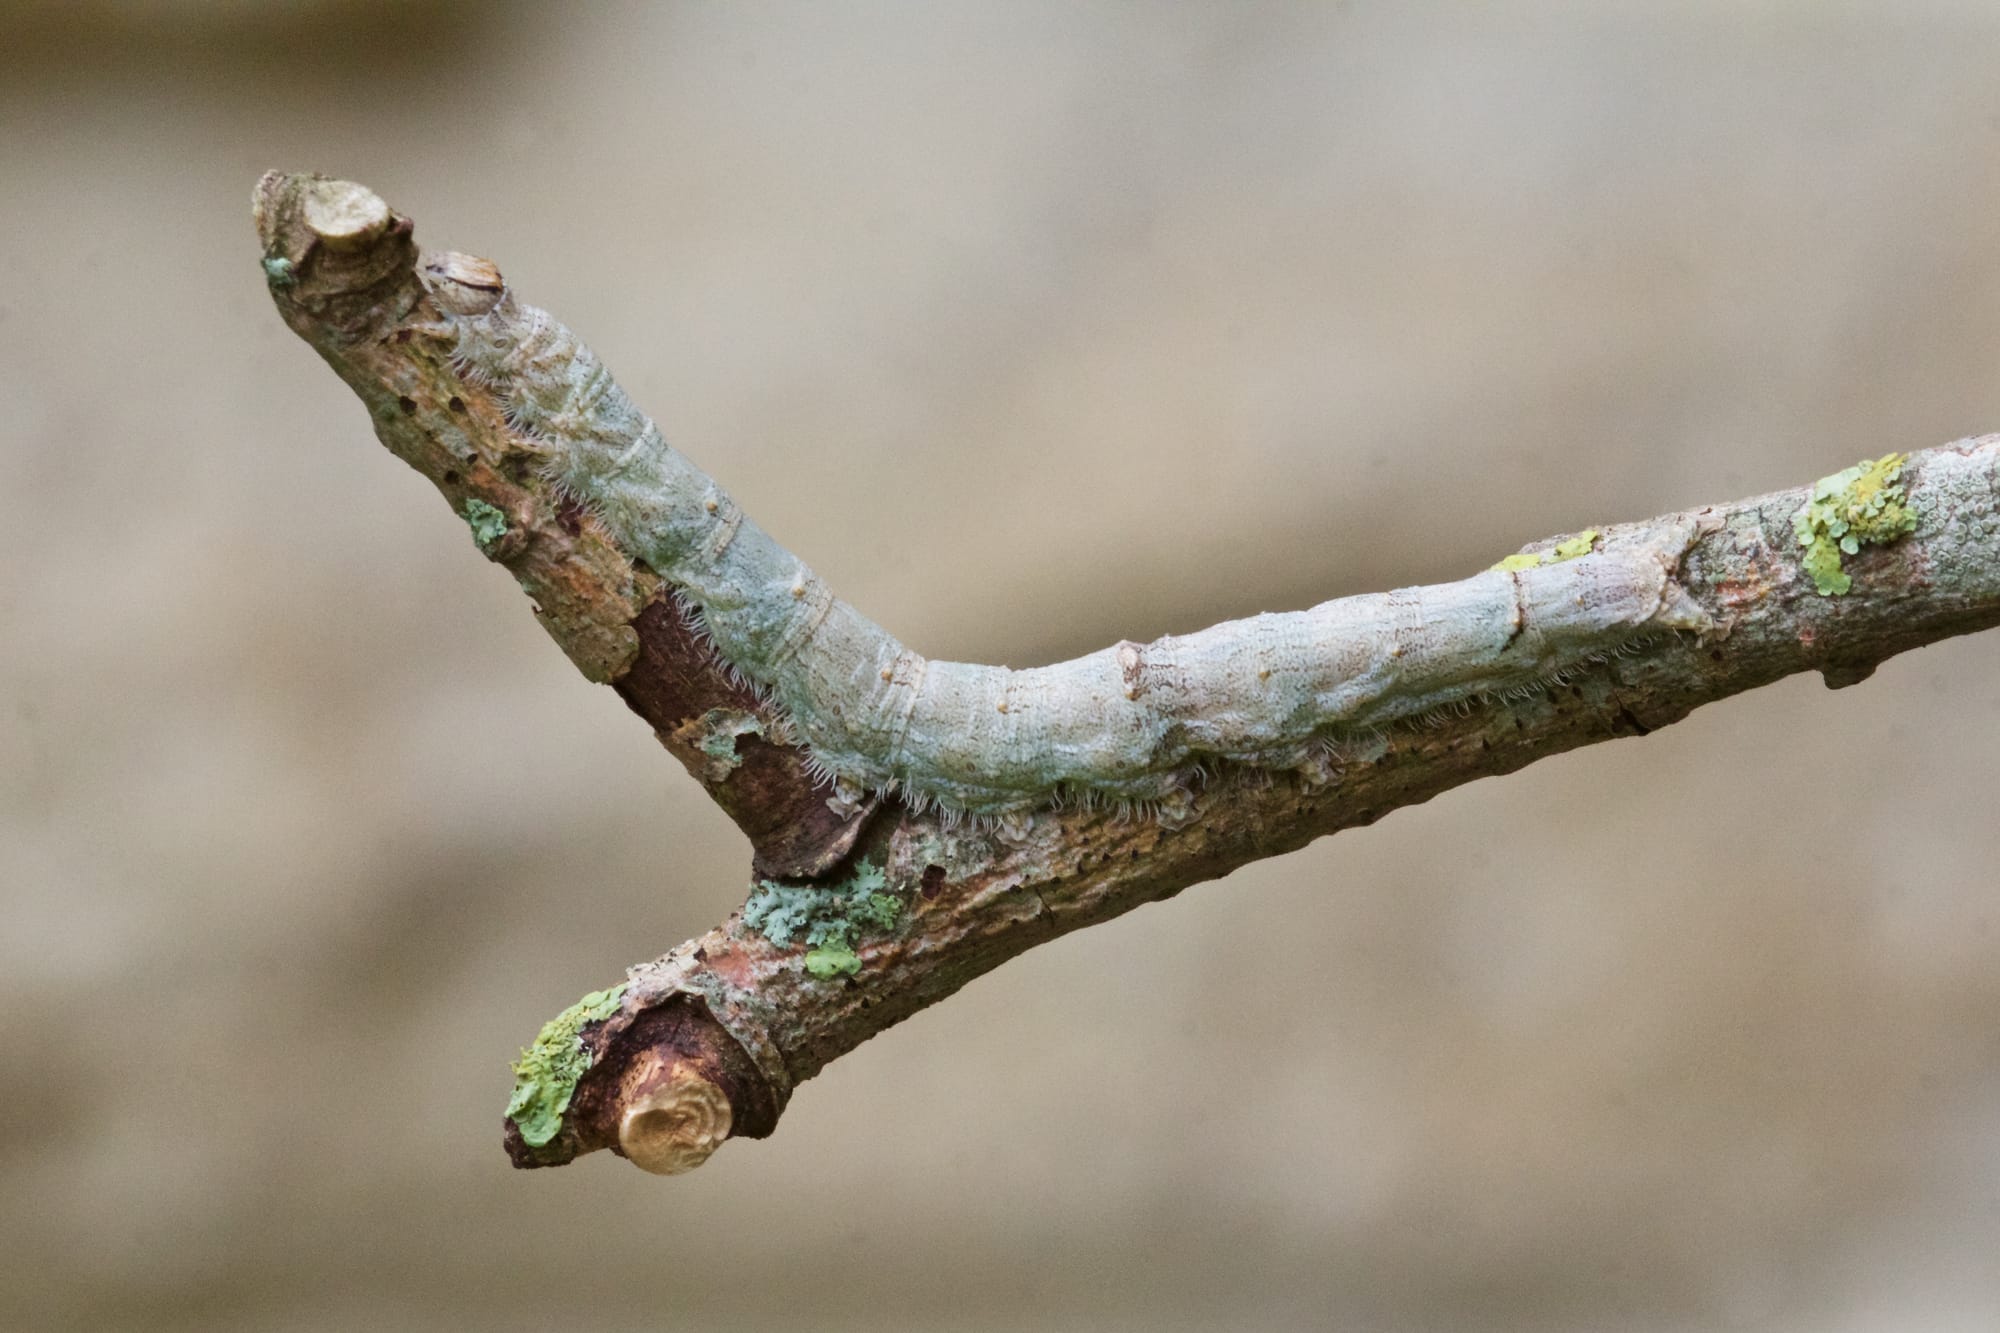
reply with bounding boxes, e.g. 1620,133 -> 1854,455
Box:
254,173 -> 2000,1173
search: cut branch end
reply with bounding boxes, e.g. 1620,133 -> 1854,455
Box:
616,1063 -> 735,1175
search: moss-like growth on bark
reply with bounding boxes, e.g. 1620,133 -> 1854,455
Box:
742,861 -> 902,980
1492,528 -> 1600,573
1792,454 -> 1919,596
803,945 -> 863,979
506,983 -> 627,1147
463,498 -> 509,553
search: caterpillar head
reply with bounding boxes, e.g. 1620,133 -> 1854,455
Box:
418,250 -> 530,387
420,249 -> 506,315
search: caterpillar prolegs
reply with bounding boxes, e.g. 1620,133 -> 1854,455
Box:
420,251 -> 1711,823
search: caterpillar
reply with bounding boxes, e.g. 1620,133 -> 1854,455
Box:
419,251 -> 1710,824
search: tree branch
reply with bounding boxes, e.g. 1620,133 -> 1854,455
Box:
253,173 -> 2000,1175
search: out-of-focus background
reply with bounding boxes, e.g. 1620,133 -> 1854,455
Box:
4,2 -> 1998,1329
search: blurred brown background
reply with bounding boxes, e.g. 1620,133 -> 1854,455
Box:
4,3 -> 1998,1329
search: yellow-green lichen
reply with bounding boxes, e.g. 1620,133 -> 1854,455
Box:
506,983 -> 626,1148
463,498 -> 509,552
1791,454 -> 1918,596
803,944 -> 862,979
1491,528 -> 1599,573
742,860 -> 902,980
1550,529 -> 1600,561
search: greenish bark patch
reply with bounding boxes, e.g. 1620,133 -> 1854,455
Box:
506,983 -> 627,1147
1792,454 -> 1919,596
742,860 -> 902,979
463,498 -> 509,552
671,707 -> 765,782
1491,528 -> 1600,573
803,944 -> 862,979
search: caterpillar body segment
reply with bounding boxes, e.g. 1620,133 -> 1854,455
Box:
422,258 -> 1706,819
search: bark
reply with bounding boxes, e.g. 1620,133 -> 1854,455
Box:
253,173 -> 2000,1175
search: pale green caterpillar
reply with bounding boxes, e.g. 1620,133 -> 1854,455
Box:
421,253 -> 1709,825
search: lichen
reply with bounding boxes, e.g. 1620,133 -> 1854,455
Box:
261,255 -> 296,288
463,498 -> 509,552
671,707 -> 764,782
1550,529 -> 1600,561
506,983 -> 626,1148
742,860 -> 902,978
1491,528 -> 1599,573
1791,454 -> 1919,596
803,945 -> 862,979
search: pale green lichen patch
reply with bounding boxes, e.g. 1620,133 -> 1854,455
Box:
1491,528 -> 1599,573
672,708 -> 765,782
506,983 -> 627,1148
699,718 -> 756,763
1792,454 -> 1919,596
1550,529 -> 1600,561
261,255 -> 296,288
803,944 -> 862,979
463,498 -> 509,552
742,860 -> 902,979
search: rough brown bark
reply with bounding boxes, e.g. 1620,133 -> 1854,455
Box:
254,173 -> 2000,1174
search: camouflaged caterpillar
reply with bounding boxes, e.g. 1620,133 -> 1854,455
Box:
420,251 -> 1710,826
